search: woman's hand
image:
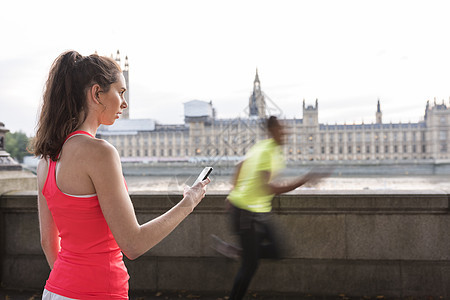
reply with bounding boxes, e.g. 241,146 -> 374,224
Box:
182,178 -> 211,210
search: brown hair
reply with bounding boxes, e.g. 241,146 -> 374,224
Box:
267,116 -> 279,130
32,50 -> 121,161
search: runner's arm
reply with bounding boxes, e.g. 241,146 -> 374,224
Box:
262,170 -> 325,195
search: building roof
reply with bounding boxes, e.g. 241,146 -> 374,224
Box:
433,104 -> 448,110
97,119 -> 155,135
184,100 -> 213,118
319,122 -> 425,131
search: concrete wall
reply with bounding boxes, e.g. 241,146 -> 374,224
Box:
1,190 -> 450,297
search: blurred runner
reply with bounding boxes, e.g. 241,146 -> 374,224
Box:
212,116 -> 329,300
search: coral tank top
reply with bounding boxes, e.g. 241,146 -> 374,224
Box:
42,131 -> 129,299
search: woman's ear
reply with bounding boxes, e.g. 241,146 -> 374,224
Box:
88,84 -> 102,105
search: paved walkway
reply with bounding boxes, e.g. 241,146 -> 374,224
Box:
0,289 -> 440,300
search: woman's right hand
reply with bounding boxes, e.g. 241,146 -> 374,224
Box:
181,178 -> 210,211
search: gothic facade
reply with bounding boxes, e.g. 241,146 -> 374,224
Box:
97,69 -> 450,163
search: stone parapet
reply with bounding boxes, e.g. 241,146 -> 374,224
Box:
1,191 -> 450,297
0,171 -> 36,194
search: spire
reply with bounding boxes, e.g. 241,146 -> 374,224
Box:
376,99 -> 382,124
254,68 -> 260,83
115,50 -> 121,64
124,56 -> 129,71
253,68 -> 261,92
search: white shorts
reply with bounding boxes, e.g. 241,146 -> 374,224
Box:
42,289 -> 76,300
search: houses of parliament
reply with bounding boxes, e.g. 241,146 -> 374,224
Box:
97,53 -> 450,163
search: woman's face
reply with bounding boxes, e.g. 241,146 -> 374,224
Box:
98,73 -> 128,125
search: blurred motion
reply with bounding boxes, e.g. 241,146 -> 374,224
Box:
212,116 -> 330,300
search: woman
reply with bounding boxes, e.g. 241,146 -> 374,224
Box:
32,51 -> 209,299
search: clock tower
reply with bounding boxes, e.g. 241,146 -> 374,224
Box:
248,69 -> 266,118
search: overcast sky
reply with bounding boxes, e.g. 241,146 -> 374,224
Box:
1,0 -> 449,136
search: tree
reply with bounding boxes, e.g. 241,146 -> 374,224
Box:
5,131 -> 30,163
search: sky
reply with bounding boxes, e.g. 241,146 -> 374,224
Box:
1,0 -> 449,136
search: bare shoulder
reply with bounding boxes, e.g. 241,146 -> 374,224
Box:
79,137 -> 120,167
37,157 -> 48,174
80,137 -> 125,194
79,137 -> 120,164
36,158 -> 49,188
84,136 -> 117,153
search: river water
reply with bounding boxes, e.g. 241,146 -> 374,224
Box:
125,174 -> 450,193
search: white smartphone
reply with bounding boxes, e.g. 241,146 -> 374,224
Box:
193,167 -> 213,186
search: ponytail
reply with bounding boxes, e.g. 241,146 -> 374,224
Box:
31,50 -> 121,161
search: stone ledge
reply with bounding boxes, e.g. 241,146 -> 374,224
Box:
2,191 -> 448,214
0,170 -> 36,195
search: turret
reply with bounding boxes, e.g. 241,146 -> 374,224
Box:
376,99 -> 382,124
124,56 -> 129,71
115,50 -> 121,64
302,99 -> 319,126
424,100 -> 430,120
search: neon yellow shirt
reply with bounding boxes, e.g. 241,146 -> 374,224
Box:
228,138 -> 285,213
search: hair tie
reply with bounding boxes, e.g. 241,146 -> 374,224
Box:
74,54 -> 84,65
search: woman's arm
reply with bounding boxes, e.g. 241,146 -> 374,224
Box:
88,140 -> 209,260
37,159 -> 60,269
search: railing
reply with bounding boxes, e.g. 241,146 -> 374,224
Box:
1,190 -> 450,297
